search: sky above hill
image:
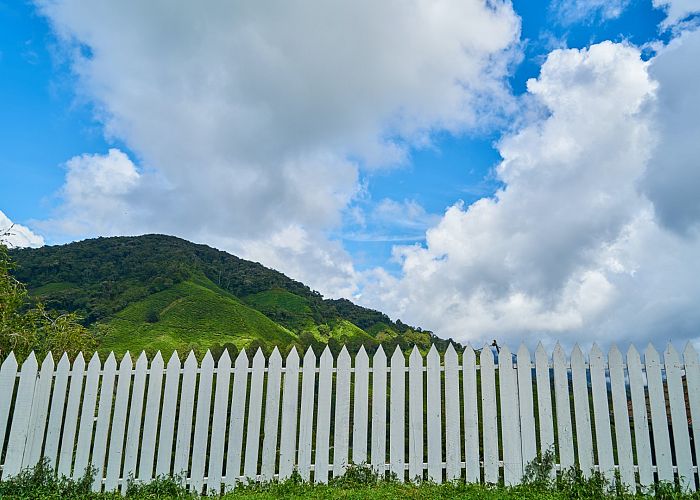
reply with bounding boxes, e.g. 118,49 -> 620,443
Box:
1,0 -> 699,347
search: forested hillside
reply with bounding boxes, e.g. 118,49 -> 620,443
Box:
10,235 -> 457,355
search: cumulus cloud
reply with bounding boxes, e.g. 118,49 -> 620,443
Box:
361,38 -> 700,347
36,0 -> 521,296
0,210 -> 44,248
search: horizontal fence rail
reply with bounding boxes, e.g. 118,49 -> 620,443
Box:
0,343 -> 699,494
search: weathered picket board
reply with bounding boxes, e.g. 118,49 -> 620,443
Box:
1,343 -> 699,494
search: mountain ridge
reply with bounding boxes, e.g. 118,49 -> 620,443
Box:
10,234 -> 457,355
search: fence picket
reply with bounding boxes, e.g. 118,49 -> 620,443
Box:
298,347 -> 317,481
664,344 -> 694,491
278,348 -> 299,480
23,352 -> 54,468
684,343 -> 700,490
0,353 -> 18,465
155,352 -> 180,477
500,345 -> 522,485
553,343 -> 574,471
314,347 -> 334,483
207,350 -> 232,492
571,345 -> 593,475
352,346 -> 369,465
534,343 -> 554,460
333,347 -> 351,477
627,345 -> 653,488
92,353 -> 117,492
408,346 -> 424,482
426,345 -> 442,483
444,344 -> 460,482
138,351 -> 164,482
260,348 -> 282,481
608,346 -> 634,491
589,344 -> 614,482
372,346 -> 387,476
481,345 -> 498,484
463,345 -> 479,483
57,353 -> 85,477
225,349 -> 249,488
122,352 -> 148,491
173,352 -> 197,479
72,353 -> 101,477
517,344 -> 536,471
190,351 -> 214,493
390,346 -> 406,481
244,349 -> 266,481
105,352 -> 133,492
3,352 -> 38,478
645,344 -> 673,482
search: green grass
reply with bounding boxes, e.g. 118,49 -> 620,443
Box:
96,278 -> 297,355
30,281 -> 79,295
2,459 -> 697,500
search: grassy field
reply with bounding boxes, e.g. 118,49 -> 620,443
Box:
97,278 -> 297,355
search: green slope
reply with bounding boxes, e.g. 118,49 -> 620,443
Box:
98,278 -> 297,355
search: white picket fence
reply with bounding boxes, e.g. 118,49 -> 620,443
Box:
0,342 -> 699,494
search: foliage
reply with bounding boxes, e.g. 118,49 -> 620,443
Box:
0,243 -> 95,361
2,458 -> 699,499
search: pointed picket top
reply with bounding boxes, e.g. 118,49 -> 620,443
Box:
409,345 -> 422,363
40,351 -> 55,371
184,350 -> 197,369
320,345 -> 333,365
571,344 -> 585,365
120,351 -> 133,369
104,351 -> 117,371
374,344 -> 386,363
252,347 -> 266,367
356,344 -> 369,363
1,351 -> 17,371
391,344 -> 404,364
684,342 -> 699,364
151,349 -> 164,365
645,343 -> 661,364
166,350 -> 180,369
87,351 -> 101,370
427,344 -> 439,363
235,348 -> 249,367
269,346 -> 281,367
627,344 -> 641,363
664,343 -> 681,366
338,345 -> 351,365
134,350 -> 148,371
553,342 -> 566,363
590,343 -> 603,361
286,346 -> 299,366
201,350 -> 215,370
21,351 -> 38,371
445,343 -> 458,363
535,341 -> 548,363
608,344 -> 623,364
303,345 -> 316,365
517,343 -> 530,361
463,343 -> 475,363
481,343 -> 494,366
56,351 -> 70,370
218,349 -> 232,370
500,344 -> 512,367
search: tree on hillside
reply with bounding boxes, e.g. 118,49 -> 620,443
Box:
0,231 -> 96,361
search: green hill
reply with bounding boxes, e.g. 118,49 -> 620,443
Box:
10,234 -> 458,355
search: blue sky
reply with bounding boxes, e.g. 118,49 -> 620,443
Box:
1,0 -> 699,346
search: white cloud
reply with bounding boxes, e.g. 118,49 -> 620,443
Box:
0,210 -> 45,248
653,0 -> 700,29
550,0 -> 630,25
361,38 -> 700,347
36,0 -> 521,296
